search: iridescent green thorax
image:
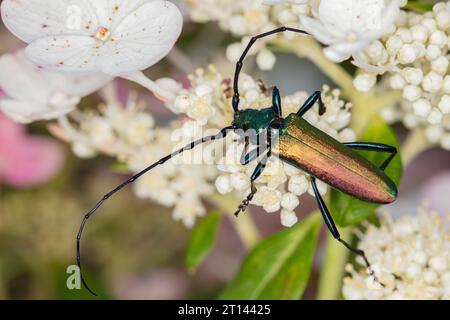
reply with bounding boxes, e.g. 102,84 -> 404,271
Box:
232,107 -> 275,131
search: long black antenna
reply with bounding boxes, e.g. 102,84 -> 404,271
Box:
77,126 -> 236,295
232,26 -> 310,113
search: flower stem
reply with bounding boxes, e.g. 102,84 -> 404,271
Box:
317,229 -> 351,300
401,128 -> 431,166
273,37 -> 356,99
350,90 -> 402,137
122,71 -> 175,102
209,194 -> 261,249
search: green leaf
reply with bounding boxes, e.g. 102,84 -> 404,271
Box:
220,213 -> 321,300
405,1 -> 433,12
185,212 -> 222,273
330,116 -> 402,227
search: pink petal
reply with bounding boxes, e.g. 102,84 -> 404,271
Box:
0,133 -> 65,188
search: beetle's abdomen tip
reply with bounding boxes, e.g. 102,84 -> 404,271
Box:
382,185 -> 398,204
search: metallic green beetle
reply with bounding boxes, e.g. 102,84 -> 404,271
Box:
77,26 -> 398,295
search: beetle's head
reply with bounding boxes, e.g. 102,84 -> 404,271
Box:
232,108 -> 274,131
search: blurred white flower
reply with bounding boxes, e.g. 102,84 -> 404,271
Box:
57,83 -> 216,228
1,0 -> 183,76
0,50 -> 111,123
343,208 -> 450,300
355,3 -> 450,150
1,0 -> 183,101
301,0 -> 402,62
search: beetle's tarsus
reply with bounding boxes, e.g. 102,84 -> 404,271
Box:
338,238 -> 385,287
234,184 -> 257,217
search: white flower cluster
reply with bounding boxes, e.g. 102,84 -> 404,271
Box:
353,3 -> 450,149
60,85 -> 216,228
170,66 -> 356,227
188,0 -> 310,70
188,0 -> 404,66
343,209 -> 450,300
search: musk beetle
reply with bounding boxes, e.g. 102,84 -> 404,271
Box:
77,26 -> 398,295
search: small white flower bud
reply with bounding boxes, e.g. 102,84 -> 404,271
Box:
410,25 -> 428,43
441,133 -> 450,150
277,9 -> 296,24
406,263 -> 422,279
354,73 -> 376,92
308,179 -> 327,196
413,251 -> 428,266
403,113 -> 419,128
426,45 -> 441,61
431,56 -> 449,75
195,84 -> 213,98
429,256 -> 447,274
429,30 -> 447,48
226,43 -> 243,63
366,41 -> 385,61
396,28 -> 413,43
256,49 -> 276,70
443,76 -> 450,94
390,74 -> 406,89
438,95 -> 450,114
288,174 -> 308,196
173,94 -> 191,113
182,120 -> 201,138
281,193 -> 300,211
436,10 -> 450,30
398,44 -> 417,64
425,125 -> 443,143
280,209 -> 298,227
386,35 -> 403,55
72,142 -> 97,158
432,2 -> 447,13
402,67 -> 423,85
422,71 -> 443,93
413,99 -> 432,117
339,128 -> 357,142
230,172 -> 250,191
228,15 -> 247,35
403,85 -> 422,102
424,269 -> 438,284
283,163 -> 300,176
412,41 -> 426,58
215,175 -> 232,194
380,106 -> 398,123
421,18 -> 437,32
427,109 -> 443,125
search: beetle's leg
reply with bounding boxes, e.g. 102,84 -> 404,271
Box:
234,149 -> 272,217
310,176 -> 385,287
240,142 -> 269,165
272,87 -> 282,117
296,91 -> 326,117
232,27 -> 309,112
344,142 -> 397,171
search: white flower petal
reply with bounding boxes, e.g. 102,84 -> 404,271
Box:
0,98 -> 75,124
1,0 -> 94,42
0,49 -> 111,123
300,15 -> 337,45
25,36 -> 100,74
100,1 -> 183,75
